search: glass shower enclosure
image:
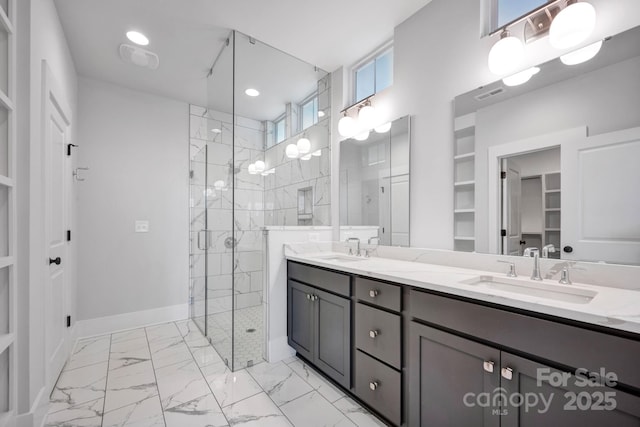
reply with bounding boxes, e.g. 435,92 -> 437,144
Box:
189,31 -> 330,370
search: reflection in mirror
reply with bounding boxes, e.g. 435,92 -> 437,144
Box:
453,25 -> 640,265
339,116 -> 410,246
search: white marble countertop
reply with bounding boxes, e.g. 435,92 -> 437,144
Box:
284,245 -> 640,336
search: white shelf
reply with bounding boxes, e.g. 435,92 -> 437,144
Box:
0,176 -> 14,188
0,333 -> 14,354
0,257 -> 13,270
544,208 -> 560,212
454,180 -> 475,187
545,228 -> 560,232
0,90 -> 15,111
545,189 -> 560,194
0,411 -> 14,427
0,6 -> 14,34
454,236 -> 475,241
454,209 -> 475,214
522,231 -> 542,235
453,152 -> 475,161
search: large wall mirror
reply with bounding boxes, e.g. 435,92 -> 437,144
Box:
453,25 -> 640,265
339,116 -> 410,246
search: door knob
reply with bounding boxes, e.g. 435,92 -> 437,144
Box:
563,246 -> 573,253
369,289 -> 378,298
49,257 -> 61,265
369,330 -> 379,339
369,381 -> 379,391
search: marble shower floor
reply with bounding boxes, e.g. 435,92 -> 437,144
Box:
45,320 -> 386,427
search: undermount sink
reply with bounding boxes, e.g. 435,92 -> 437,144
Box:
460,275 -> 597,304
311,254 -> 366,263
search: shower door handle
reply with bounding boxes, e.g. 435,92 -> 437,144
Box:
197,230 -> 213,250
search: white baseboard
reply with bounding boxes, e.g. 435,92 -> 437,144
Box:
76,303 -> 189,339
16,385 -> 48,427
267,337 -> 295,363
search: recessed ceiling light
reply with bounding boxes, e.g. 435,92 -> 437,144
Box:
245,88 -> 260,97
211,128 -> 222,133
126,31 -> 149,46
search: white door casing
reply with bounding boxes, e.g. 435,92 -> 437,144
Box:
501,158 -> 522,256
561,126 -> 640,264
41,61 -> 72,391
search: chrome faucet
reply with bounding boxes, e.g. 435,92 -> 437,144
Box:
523,247 -> 543,281
368,236 -> 380,245
346,237 -> 361,256
364,236 -> 380,258
542,244 -> 556,258
559,267 -> 572,285
497,260 -> 517,277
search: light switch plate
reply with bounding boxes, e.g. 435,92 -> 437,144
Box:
135,220 -> 149,233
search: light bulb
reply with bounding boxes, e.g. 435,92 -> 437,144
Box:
338,115 -> 356,137
502,67 -> 540,86
355,130 -> 370,141
560,40 -> 602,65
248,163 -> 257,175
374,122 -> 392,133
488,32 -> 524,75
311,150 -> 322,157
286,144 -> 299,159
254,160 -> 265,172
358,104 -> 377,129
318,111 -> 325,118
301,154 -> 312,161
126,31 -> 149,46
245,88 -> 260,97
214,180 -> 225,190
549,1 -> 596,49
296,137 -> 311,154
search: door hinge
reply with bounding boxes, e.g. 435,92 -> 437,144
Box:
66,315 -> 71,328
67,143 -> 78,156
67,230 -> 71,242
501,229 -> 507,237
500,171 -> 507,179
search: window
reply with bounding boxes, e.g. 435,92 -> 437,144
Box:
492,0 -> 550,31
275,115 -> 286,144
354,47 -> 393,102
300,95 -> 318,130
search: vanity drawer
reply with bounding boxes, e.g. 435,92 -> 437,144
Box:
355,277 -> 401,312
355,302 -> 401,369
287,261 -> 350,297
355,350 -> 401,426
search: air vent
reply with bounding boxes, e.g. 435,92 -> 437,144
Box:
119,44 -> 160,70
474,87 -> 505,101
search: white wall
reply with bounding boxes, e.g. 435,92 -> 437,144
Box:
76,77 -> 189,321
332,0 -> 640,249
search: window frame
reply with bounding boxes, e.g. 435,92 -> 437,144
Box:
485,0 -> 555,35
274,114 -> 286,145
299,92 -> 319,131
351,40 -> 393,104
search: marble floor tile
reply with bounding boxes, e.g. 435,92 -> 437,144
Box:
111,328 -> 147,345
206,369 -> 262,408
188,338 -> 224,368
247,361 -> 313,406
222,392 -> 292,427
155,359 -> 212,410
176,320 -> 207,343
49,362 -> 109,413
104,360 -> 158,412
146,322 -> 182,342
102,394 -> 165,427
287,359 -> 345,403
65,336 -> 111,371
148,336 -> 193,369
333,396 -> 387,427
280,391 -> 356,427
163,393 -> 228,427
44,397 -> 104,427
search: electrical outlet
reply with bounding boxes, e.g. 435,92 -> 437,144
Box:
135,220 -> 150,233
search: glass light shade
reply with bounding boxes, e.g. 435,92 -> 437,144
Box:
213,180 -> 225,190
126,31 -> 149,46
354,130 -> 370,141
296,137 -> 311,154
248,163 -> 257,175
318,110 -> 326,117
374,122 -> 392,133
338,115 -> 356,137
211,128 -> 222,133
560,40 -> 602,65
549,2 -> 596,49
311,150 -> 322,157
285,144 -> 299,159
254,160 -> 265,172
358,105 -> 377,129
261,171 -> 270,176
488,35 -> 525,75
502,67 -> 540,87
245,88 -> 260,97
301,154 -> 312,161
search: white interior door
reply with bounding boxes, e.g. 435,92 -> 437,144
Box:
43,62 -> 72,390
562,126 -> 640,264
501,158 -> 522,255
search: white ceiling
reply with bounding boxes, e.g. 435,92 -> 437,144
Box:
54,0 -> 431,113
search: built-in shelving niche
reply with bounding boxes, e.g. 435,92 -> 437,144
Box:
453,113 -> 476,252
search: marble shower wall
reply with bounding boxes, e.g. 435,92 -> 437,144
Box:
263,75 -> 332,226
189,105 -> 264,319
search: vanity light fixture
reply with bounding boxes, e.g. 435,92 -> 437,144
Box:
358,101 -> 377,129
354,130 -> 370,141
286,143 -> 299,159
245,88 -> 260,97
318,110 -> 326,118
311,149 -> 322,157
300,154 -> 313,161
248,163 -> 257,175
213,180 -> 226,191
502,66 -> 540,86
211,128 -> 222,133
296,137 -> 311,154
560,39 -> 603,65
488,30 -> 525,75
549,0 -> 596,49
338,113 -> 356,137
254,160 -> 265,173
374,122 -> 392,133
126,30 -> 149,46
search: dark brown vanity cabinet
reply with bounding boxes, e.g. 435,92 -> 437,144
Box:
287,262 -> 351,389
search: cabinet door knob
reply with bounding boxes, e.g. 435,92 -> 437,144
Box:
483,360 -> 494,373
369,330 -> 379,339
369,289 -> 378,298
306,294 -> 311,300
312,295 -> 318,301
501,367 -> 513,380
369,381 -> 379,391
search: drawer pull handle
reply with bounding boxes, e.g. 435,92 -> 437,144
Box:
369,330 -> 379,339
501,367 -> 513,380
312,295 -> 318,301
369,290 -> 378,298
483,361 -> 494,373
306,294 -> 311,300
369,381 -> 379,391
